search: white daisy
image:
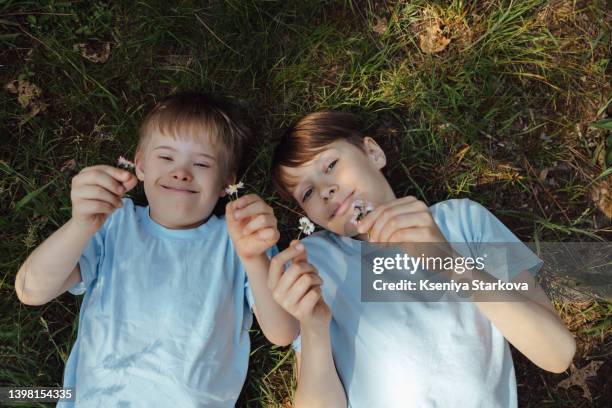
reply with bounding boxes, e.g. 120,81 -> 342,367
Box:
297,216 -> 315,239
225,181 -> 245,199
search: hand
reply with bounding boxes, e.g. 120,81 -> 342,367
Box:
226,194 -> 280,260
268,240 -> 331,329
356,196 -> 446,243
70,165 -> 138,233
356,196 -> 455,269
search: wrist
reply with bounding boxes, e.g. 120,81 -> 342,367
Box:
67,217 -> 99,238
300,317 -> 331,336
239,252 -> 268,267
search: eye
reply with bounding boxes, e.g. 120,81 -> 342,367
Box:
159,155 -> 172,161
326,159 -> 338,173
302,188 -> 313,203
194,163 -> 210,168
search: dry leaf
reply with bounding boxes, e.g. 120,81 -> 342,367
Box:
73,42 -> 111,63
556,361 -> 604,401
60,159 -> 77,173
591,177 -> 612,218
372,16 -> 388,35
4,79 -> 48,118
419,23 -> 451,54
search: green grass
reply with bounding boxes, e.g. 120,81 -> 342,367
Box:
1,0 -> 610,406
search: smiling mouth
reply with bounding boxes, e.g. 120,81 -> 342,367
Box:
161,185 -> 198,194
331,191 -> 355,219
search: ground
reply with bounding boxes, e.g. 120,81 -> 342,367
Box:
1,1 -> 610,407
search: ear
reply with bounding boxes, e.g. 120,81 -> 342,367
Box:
134,150 -> 145,182
220,173 -> 236,197
363,137 -> 386,170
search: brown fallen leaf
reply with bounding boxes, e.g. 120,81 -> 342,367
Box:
60,159 -> 77,173
556,360 -> 604,401
73,42 -> 111,63
591,177 -> 612,218
419,22 -> 451,54
4,79 -> 48,118
372,16 -> 388,35
416,7 -> 452,54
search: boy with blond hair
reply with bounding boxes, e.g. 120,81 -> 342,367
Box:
15,92 -> 298,407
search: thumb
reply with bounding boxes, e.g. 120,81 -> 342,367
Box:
122,173 -> 139,192
290,239 -> 308,263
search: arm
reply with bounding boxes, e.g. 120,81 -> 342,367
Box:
241,254 -> 299,345
357,196 -> 575,373
469,269 -> 575,373
294,322 -> 346,408
15,165 -> 137,306
269,243 -> 347,408
16,219 -> 92,305
226,194 -> 299,346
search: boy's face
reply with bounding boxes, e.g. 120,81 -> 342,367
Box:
281,138 -> 395,237
135,131 -> 230,229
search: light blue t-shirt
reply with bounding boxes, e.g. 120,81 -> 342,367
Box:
294,198 -> 543,408
60,198 -> 255,408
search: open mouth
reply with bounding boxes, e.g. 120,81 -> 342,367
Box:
161,185 -> 198,194
331,190 -> 355,219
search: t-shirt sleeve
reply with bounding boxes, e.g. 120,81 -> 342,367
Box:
292,332 -> 302,352
68,221 -> 108,295
462,199 -> 543,282
244,245 -> 280,310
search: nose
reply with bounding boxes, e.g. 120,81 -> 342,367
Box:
321,185 -> 337,202
171,165 -> 193,182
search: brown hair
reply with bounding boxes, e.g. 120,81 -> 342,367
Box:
271,111 -> 366,201
138,91 -> 250,180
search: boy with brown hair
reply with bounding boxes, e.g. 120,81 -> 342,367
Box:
268,110 -> 575,407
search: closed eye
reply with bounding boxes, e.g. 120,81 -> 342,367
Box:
194,163 -> 210,168
159,155 -> 172,161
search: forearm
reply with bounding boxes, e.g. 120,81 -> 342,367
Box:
294,324 -> 347,408
15,218 -> 94,305
242,254 -> 299,345
466,269 -> 575,372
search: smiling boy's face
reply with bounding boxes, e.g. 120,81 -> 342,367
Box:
281,138 -> 396,237
135,130 -> 231,229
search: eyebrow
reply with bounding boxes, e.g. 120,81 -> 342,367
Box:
153,145 -> 217,161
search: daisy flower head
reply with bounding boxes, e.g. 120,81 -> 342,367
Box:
350,199 -> 374,225
297,216 -> 315,239
224,181 -> 245,200
117,156 -> 135,171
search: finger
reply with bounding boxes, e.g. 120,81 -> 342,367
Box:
75,169 -> 128,196
389,227 -> 438,243
232,193 -> 264,211
243,214 -> 276,235
74,199 -> 116,216
357,196 -> 419,234
366,200 -> 429,242
233,197 -> 272,220
274,262 -> 319,297
74,185 -> 123,208
81,165 -> 133,184
377,212 -> 432,243
256,228 -> 279,242
289,240 -> 308,263
296,288 -> 323,319
268,244 -> 306,289
121,173 -> 139,192
284,272 -> 324,309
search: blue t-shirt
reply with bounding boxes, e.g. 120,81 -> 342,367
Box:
294,198 -> 543,408
60,198 -> 254,407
